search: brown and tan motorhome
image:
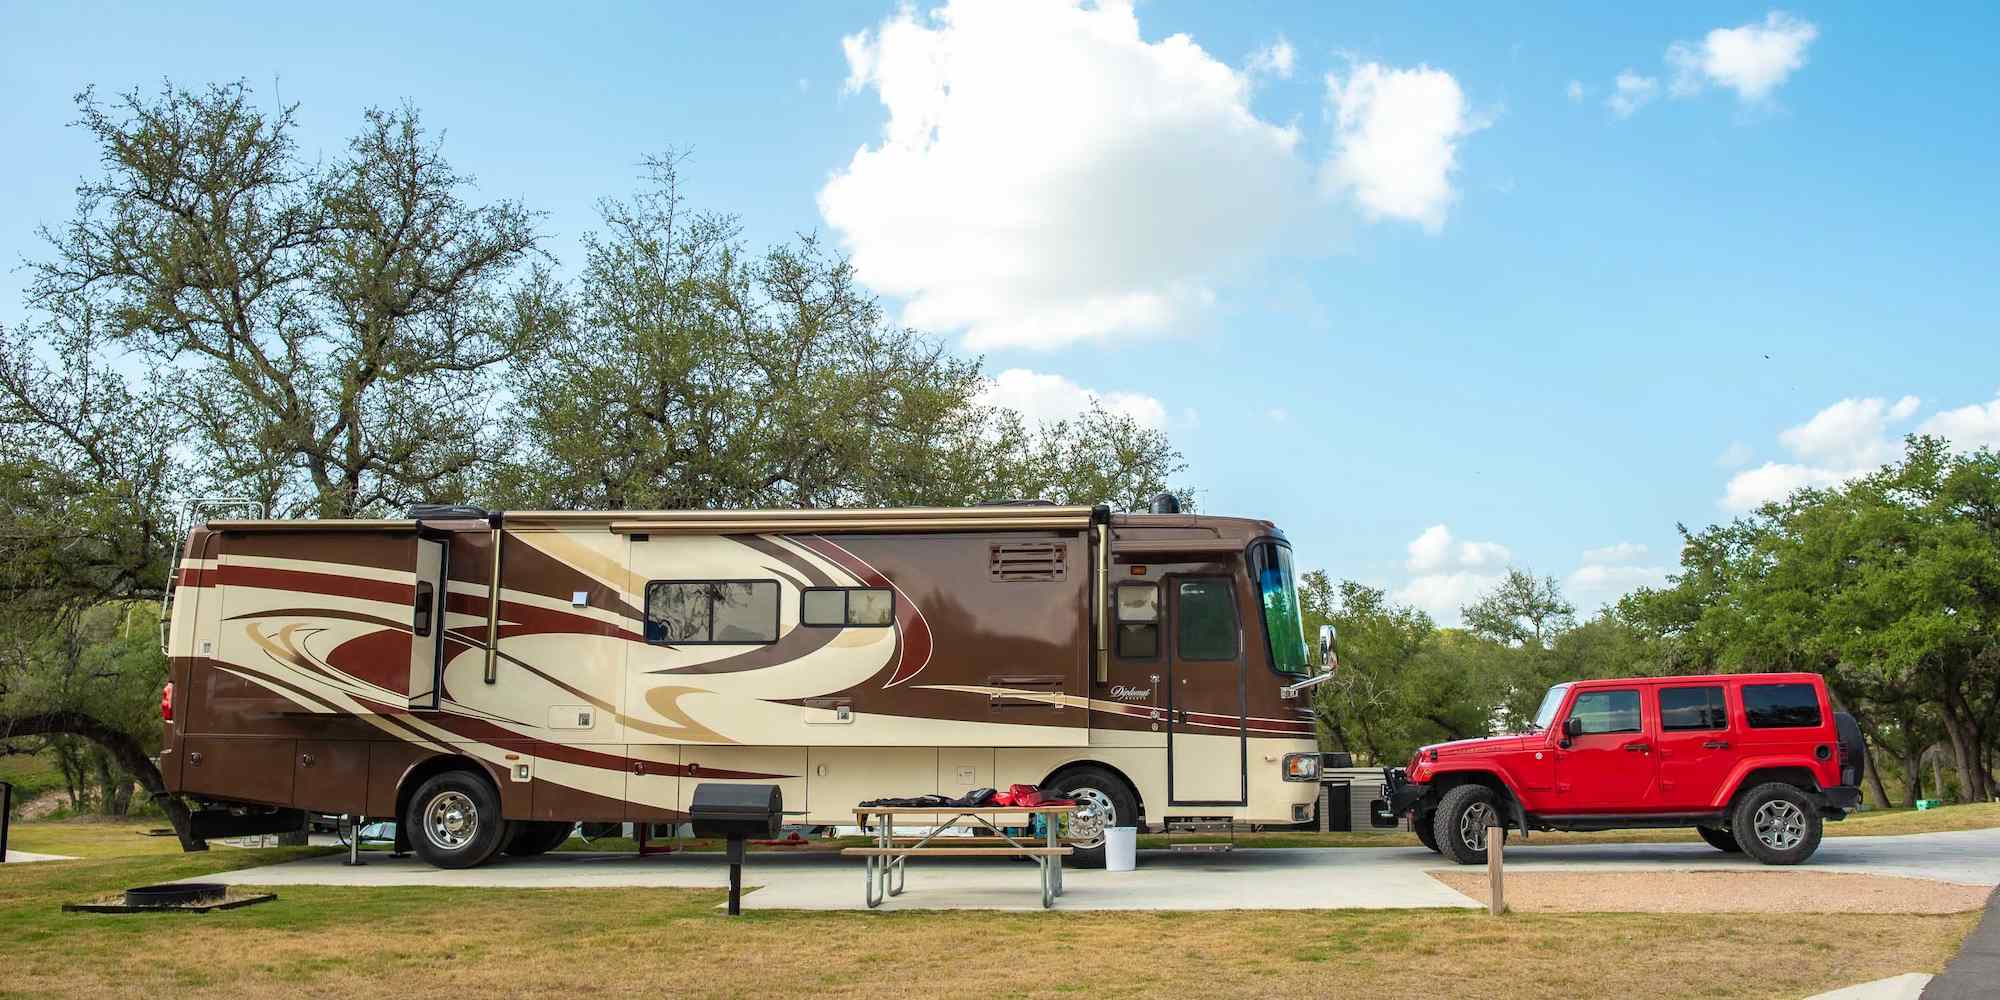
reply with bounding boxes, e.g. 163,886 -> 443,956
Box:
158,499 -> 1330,867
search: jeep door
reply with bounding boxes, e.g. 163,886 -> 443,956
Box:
1551,686 -> 1659,811
1653,682 -> 1736,809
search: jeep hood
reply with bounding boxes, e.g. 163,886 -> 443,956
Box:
1419,734 -> 1542,759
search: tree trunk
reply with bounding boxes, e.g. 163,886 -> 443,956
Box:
1,711 -> 205,851
1940,698 -> 1991,802
1862,743 -> 1894,809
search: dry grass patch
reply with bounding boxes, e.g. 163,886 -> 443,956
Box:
1432,869 -> 1996,914
0,850 -> 1976,1000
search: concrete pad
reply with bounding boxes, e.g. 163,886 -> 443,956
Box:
1805,973 -> 1932,1000
3,850 -> 76,864
195,847 -> 1480,911
187,828 -> 2000,912
1440,828 -> 2000,887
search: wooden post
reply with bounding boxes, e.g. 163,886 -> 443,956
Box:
1487,816 -> 1506,916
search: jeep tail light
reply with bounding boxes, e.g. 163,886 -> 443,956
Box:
161,682 -> 174,722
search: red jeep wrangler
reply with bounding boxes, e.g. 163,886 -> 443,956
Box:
1383,672 -> 1865,865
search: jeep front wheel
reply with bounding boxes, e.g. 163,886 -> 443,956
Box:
1433,784 -> 1505,865
1414,813 -> 1440,853
1730,782 -> 1822,865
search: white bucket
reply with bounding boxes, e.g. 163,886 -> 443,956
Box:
1105,827 -> 1137,871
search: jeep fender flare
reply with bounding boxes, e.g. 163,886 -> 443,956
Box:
1711,756 -> 1825,812
1423,766 -> 1531,834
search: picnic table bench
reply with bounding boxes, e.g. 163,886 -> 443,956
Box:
844,804 -> 1075,908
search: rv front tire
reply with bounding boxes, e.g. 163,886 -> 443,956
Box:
406,770 -> 510,869
1048,766 -> 1136,869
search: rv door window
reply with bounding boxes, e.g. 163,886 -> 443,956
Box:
412,581 -> 435,638
1176,579 -> 1238,661
1116,583 -> 1160,658
645,581 -> 779,644
800,587 -> 895,627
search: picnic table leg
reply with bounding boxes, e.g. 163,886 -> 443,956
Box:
1046,809 -> 1064,897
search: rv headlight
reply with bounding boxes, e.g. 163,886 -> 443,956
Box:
1282,752 -> 1320,782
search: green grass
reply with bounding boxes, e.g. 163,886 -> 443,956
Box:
0,752 -> 68,807
0,847 -> 1975,999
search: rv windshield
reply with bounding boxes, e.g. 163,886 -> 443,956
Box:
1251,541 -> 1310,676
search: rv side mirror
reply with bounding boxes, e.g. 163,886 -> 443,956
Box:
1318,625 -> 1338,674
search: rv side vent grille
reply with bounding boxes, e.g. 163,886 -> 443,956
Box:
989,543 -> 1065,581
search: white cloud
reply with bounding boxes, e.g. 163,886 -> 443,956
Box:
1580,542 -> 1648,565
1565,80 -> 1585,102
1248,36 -> 1295,79
1567,562 -> 1672,612
1719,395 -> 1921,511
1406,523 -> 1510,573
1393,571 -> 1503,626
1605,71 -> 1659,117
1322,62 -> 1484,231
1266,407 -> 1290,423
1779,394 -> 1920,469
1716,441 -> 1754,468
1668,11 -> 1819,102
1917,394 -> 2000,451
978,368 -> 1167,429
821,0 -> 1312,350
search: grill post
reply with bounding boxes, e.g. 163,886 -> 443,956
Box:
726,835 -> 746,915
1,781 -> 12,861
1487,814 -> 1507,916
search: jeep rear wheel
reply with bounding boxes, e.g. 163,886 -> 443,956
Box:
1731,782 -> 1822,865
1433,784 -> 1506,865
1696,825 -> 1742,853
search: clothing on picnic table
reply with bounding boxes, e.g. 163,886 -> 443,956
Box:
857,784 -> 1074,809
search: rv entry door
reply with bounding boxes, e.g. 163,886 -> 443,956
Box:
408,534 -> 449,710
1166,576 -> 1248,806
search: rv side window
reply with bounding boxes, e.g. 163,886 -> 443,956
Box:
1176,579 -> 1238,661
800,587 -> 895,627
645,580 -> 779,644
1116,582 -> 1159,658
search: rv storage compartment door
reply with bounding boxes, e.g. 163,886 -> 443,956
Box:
408,536 -> 448,710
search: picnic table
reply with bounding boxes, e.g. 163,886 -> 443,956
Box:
844,803 -> 1076,908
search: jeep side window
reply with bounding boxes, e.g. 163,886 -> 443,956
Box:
1568,689 -> 1641,735
1659,685 -> 1727,731
1743,682 -> 1822,728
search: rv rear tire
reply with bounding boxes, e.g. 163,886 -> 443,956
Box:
1048,766 -> 1136,869
406,771 -> 509,869
504,821 -> 577,857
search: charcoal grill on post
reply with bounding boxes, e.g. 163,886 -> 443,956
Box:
688,783 -> 782,915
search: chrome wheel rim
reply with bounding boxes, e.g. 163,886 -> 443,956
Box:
1458,802 -> 1496,852
1753,799 -> 1806,851
425,791 -> 479,851
1062,787 -> 1115,848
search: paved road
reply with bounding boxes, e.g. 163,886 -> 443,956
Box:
188,828 -> 2000,912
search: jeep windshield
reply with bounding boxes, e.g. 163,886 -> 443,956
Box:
1251,540 -> 1309,676
1530,683 -> 1572,731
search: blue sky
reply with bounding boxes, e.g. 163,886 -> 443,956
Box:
6,2 -> 1998,623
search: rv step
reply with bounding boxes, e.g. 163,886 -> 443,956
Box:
1168,842 -> 1233,853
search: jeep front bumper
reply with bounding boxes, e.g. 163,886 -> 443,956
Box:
1382,767 -> 1427,817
